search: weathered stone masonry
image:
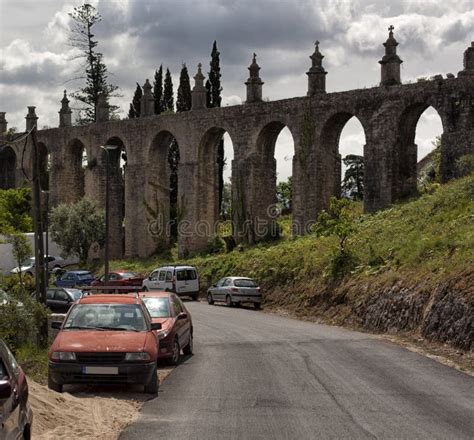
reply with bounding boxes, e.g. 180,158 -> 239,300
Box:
1,31 -> 473,259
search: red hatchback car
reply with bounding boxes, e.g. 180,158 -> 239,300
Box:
91,271 -> 144,287
48,294 -> 161,394
138,291 -> 193,365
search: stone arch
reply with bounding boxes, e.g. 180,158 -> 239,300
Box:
63,138 -> 87,202
103,136 -> 128,258
0,146 -> 16,189
395,103 -> 445,200
196,127 -> 236,246
319,112 -> 368,206
247,121 -> 296,242
145,130 -> 180,255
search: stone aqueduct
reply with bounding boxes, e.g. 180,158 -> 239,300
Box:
1,31 -> 473,259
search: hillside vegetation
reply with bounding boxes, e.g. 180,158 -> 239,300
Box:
113,175 -> 474,351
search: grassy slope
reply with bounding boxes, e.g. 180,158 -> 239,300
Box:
114,175 -> 473,294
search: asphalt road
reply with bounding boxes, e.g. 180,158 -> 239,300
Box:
121,302 -> 474,440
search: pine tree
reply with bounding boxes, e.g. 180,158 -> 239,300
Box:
176,64 -> 192,112
128,83 -> 142,118
206,41 -> 225,212
153,65 -> 164,115
342,155 -> 364,200
163,68 -> 174,112
68,3 -> 119,124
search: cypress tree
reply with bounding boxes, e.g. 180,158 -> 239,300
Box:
176,63 -> 192,112
163,68 -> 174,112
153,65 -> 164,115
206,41 -> 225,213
128,83 -> 142,118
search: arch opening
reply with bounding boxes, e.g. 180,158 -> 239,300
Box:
320,113 -> 367,206
0,146 -> 16,189
396,104 -> 444,199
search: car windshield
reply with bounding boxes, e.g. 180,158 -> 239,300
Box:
67,289 -> 83,300
120,272 -> 137,279
77,273 -> 93,280
20,258 -> 34,266
63,304 -> 147,331
141,297 -> 171,318
234,279 -> 258,288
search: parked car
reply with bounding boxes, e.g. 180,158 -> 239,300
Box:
10,255 -> 65,277
139,291 -> 193,365
47,294 -> 161,394
91,271 -> 144,287
0,339 -> 33,440
54,270 -> 95,288
142,266 -> 199,300
207,277 -> 262,309
32,288 -> 83,313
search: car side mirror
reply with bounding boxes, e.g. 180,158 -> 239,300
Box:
51,321 -> 62,330
151,323 -> 162,331
177,312 -> 188,320
211,284 -> 216,288
0,380 -> 12,400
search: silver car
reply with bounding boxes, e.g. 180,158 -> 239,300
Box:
10,255 -> 65,277
207,277 -> 262,309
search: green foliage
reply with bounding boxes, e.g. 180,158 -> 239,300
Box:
69,3 -> 120,124
163,68 -> 174,112
128,82 -> 142,118
176,63 -> 192,112
154,65 -> 164,115
49,198 -> 105,264
276,177 -> 293,213
220,182 -> 232,219
207,41 -> 222,108
15,344 -> 49,384
4,233 -> 32,288
455,154 -> 474,177
0,278 -> 49,353
418,137 -> 441,191
0,188 -> 33,234
342,154 -> 364,200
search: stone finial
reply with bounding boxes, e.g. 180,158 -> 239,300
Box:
140,79 -> 154,117
59,90 -> 72,127
307,39 -> 327,95
245,53 -> 264,103
25,106 -> 38,131
458,41 -> 474,77
379,24 -> 403,86
96,93 -> 109,123
192,63 -> 207,110
0,112 -> 7,134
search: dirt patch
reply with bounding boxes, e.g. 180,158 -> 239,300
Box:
30,366 -> 174,439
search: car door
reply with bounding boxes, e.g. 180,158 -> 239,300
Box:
61,273 -> 76,288
54,289 -> 72,313
155,270 -> 166,290
0,349 -> 21,439
175,296 -> 191,346
45,289 -> 57,311
147,270 -> 159,289
171,296 -> 187,347
165,270 -> 173,292
213,278 -> 227,301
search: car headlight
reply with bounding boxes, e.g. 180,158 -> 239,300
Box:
156,329 -> 169,340
51,351 -> 76,361
125,352 -> 151,361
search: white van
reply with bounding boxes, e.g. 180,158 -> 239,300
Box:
142,266 -> 200,300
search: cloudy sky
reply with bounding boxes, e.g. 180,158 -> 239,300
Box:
1,0 -> 472,181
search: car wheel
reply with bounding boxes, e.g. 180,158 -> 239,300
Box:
226,295 -> 233,307
183,333 -> 193,355
191,294 -> 198,301
254,302 -> 261,310
169,338 -> 181,365
48,373 -> 63,393
207,293 -> 214,305
144,364 -> 158,394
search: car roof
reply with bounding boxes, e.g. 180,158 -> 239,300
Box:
226,276 -> 255,280
153,265 -> 196,270
78,294 -> 140,304
138,290 -> 171,299
67,270 -> 92,275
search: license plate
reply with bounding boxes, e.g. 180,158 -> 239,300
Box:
82,366 -> 118,375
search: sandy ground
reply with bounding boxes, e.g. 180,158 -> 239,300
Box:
30,367 -> 173,440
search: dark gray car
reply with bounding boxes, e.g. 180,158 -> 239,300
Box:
207,277 -> 262,309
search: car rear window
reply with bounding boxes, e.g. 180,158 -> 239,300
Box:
234,279 -> 258,288
68,290 -> 83,300
141,297 -> 171,318
176,269 -> 197,281
64,304 -> 147,331
77,273 -> 93,280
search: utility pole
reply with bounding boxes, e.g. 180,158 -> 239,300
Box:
31,126 -> 48,346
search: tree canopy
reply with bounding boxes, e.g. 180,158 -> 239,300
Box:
153,65 -> 164,115
176,64 -> 192,112
0,188 -> 33,235
163,68 -> 174,112
128,83 -> 142,118
342,154 -> 364,200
